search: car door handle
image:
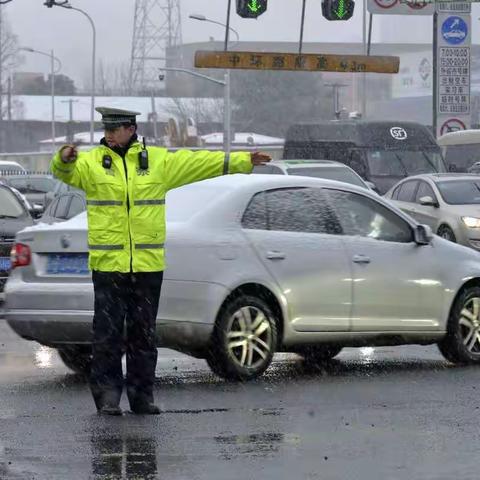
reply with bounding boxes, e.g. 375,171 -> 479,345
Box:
266,251 -> 286,260
353,254 -> 371,264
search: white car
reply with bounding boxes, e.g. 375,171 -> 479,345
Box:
5,175 -> 480,380
385,174 -> 480,250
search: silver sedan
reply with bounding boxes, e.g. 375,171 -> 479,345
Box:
6,174 -> 480,380
385,173 -> 480,250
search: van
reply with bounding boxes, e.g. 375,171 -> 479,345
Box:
283,121 -> 447,194
437,129 -> 480,173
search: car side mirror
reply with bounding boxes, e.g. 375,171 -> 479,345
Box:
414,224 -> 433,245
30,204 -> 44,219
419,195 -> 439,207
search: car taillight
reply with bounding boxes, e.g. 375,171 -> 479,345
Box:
11,243 -> 31,268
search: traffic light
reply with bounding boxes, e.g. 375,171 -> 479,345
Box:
236,0 -> 268,19
322,0 -> 355,20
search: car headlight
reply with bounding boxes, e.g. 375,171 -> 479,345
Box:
462,217 -> 480,228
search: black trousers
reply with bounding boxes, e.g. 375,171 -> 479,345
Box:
90,270 -> 164,410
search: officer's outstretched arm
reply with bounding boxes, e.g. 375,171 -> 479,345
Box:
50,145 -> 89,191
165,149 -> 252,191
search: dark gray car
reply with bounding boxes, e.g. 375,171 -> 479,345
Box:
0,174 -> 57,208
40,190 -> 86,224
0,184 -> 35,301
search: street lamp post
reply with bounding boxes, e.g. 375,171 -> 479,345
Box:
189,14 -> 240,155
20,47 -> 62,153
46,2 -> 96,146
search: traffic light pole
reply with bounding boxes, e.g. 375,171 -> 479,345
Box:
225,0 -> 232,51
299,0 -> 307,54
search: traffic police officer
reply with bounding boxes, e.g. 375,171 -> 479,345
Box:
51,107 -> 271,415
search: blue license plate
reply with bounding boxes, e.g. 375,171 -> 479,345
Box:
46,254 -> 89,275
0,257 -> 11,271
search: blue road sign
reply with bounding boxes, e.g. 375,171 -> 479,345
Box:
442,16 -> 468,45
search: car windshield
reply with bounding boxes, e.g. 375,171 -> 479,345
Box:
286,166 -> 366,187
367,150 -> 446,176
444,144 -> 480,172
0,187 -> 25,218
7,177 -> 56,194
437,180 -> 480,205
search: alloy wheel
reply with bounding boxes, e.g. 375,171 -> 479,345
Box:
459,297 -> 480,354
226,306 -> 273,369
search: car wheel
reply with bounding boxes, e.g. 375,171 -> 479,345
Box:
438,286 -> 480,364
57,345 -> 92,375
300,345 -> 343,367
206,295 -> 278,381
437,225 -> 456,243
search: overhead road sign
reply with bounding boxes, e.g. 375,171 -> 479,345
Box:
194,51 -> 400,74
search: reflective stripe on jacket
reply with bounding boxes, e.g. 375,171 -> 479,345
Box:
51,142 -> 252,273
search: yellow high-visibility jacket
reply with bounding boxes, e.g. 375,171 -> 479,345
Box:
51,141 -> 252,273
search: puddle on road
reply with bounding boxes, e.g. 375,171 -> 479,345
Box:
359,347 -> 376,365
0,345 -> 60,375
214,432 -> 301,459
91,436 -> 158,480
34,346 -> 55,369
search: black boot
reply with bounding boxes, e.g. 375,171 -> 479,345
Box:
98,405 -> 123,416
94,390 -> 123,416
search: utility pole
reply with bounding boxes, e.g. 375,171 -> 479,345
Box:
6,75 -> 11,151
61,98 -> 78,143
129,0 -> 183,94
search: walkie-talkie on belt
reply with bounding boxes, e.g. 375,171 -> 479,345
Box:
138,136 -> 149,170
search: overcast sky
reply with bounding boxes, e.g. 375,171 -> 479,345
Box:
3,0 -> 479,88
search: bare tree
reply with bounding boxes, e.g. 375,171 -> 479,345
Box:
0,6 -> 20,115
96,59 -> 109,96
165,97 -> 223,128
110,61 -> 131,96
0,5 -> 21,151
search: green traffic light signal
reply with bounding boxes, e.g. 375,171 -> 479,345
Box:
322,0 -> 355,20
236,0 -> 268,18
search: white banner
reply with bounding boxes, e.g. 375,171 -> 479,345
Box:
392,51 -> 433,98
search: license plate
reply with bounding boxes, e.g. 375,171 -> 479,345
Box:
0,257 -> 11,272
46,254 -> 89,275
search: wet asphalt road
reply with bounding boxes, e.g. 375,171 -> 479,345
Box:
1,320 -> 480,480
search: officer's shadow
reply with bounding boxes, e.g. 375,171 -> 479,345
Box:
91,433 -> 157,479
